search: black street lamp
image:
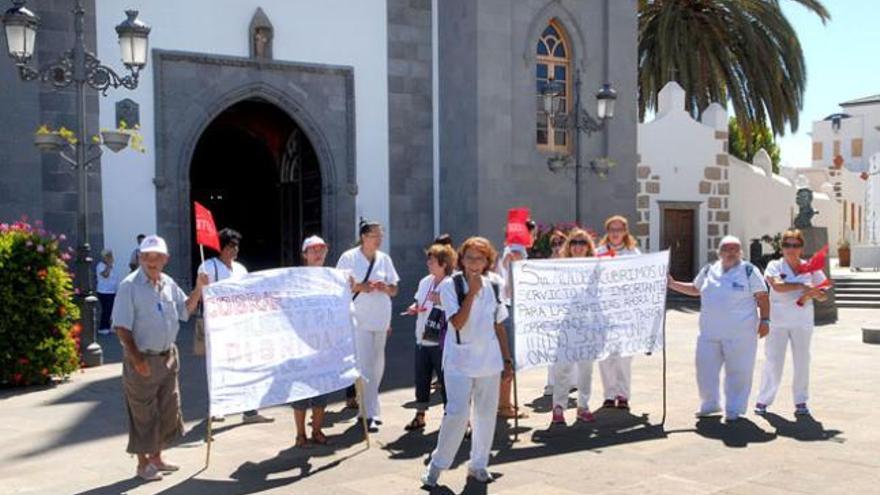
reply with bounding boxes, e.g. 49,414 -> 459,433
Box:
543,69 -> 617,225
2,0 -> 151,367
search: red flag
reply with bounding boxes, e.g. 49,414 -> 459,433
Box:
797,244 -> 828,274
194,201 -> 220,252
505,207 -> 532,247
796,279 -> 832,307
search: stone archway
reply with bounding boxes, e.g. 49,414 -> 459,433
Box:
152,50 -> 357,285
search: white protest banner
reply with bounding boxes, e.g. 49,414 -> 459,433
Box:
512,250 -> 669,371
203,267 -> 358,416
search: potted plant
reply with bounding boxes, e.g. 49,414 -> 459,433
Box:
547,154 -> 570,172
33,125 -> 76,153
97,120 -> 145,153
838,237 -> 851,267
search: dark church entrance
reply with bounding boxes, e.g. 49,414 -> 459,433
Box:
189,99 -> 322,274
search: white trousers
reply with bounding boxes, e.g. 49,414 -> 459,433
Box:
429,373 -> 500,471
355,330 -> 387,419
757,325 -> 813,406
599,355 -> 633,400
546,362 -> 577,389
552,361 -> 593,410
695,335 -> 757,417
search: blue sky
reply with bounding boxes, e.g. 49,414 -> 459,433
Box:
776,0 -> 880,168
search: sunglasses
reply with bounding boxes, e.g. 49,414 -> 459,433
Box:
569,239 -> 590,246
782,242 -> 803,249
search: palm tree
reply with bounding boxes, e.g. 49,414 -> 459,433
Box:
638,0 -> 830,136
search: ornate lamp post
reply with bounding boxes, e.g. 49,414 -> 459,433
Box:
3,0 -> 151,367
542,70 -> 617,225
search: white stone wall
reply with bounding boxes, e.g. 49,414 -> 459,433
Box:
638,81 -> 844,266
95,1 -> 389,280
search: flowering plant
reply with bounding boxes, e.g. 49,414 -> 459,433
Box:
0,218 -> 81,387
94,120 -> 146,153
35,125 -> 78,145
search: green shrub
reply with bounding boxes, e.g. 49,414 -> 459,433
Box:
0,218 -> 81,387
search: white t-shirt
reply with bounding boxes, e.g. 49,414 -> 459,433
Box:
765,258 -> 827,329
694,261 -> 768,339
596,244 -> 641,257
95,261 -> 121,294
413,274 -> 447,346
197,257 -> 248,283
439,272 -> 509,378
336,248 -> 400,332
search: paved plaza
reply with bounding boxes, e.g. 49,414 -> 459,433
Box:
2,307 -> 878,495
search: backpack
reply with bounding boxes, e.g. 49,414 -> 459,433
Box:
450,272 -> 501,344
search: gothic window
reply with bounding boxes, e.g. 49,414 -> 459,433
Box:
536,20 -> 571,152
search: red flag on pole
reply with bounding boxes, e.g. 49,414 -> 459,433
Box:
505,207 -> 532,247
194,201 -> 221,252
797,244 -> 829,274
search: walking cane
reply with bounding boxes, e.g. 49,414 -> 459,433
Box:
204,416 -> 213,468
355,377 -> 371,448
512,367 -> 520,442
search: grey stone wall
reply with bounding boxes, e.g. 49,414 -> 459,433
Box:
439,0 -> 638,248
0,0 -> 103,250
387,0 -> 436,306
152,51 -> 357,286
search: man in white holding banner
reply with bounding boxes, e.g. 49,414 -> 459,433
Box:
511,247 -> 670,424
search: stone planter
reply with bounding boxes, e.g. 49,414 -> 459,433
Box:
100,130 -> 130,152
34,133 -> 65,153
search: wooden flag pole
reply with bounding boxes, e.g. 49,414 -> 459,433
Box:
204,416 -> 214,468
355,377 -> 371,448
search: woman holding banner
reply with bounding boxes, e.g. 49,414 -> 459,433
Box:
337,220 -> 400,433
421,237 -> 513,487
403,242 -> 456,430
551,228 -> 599,425
292,236 -> 333,447
755,229 -> 828,416
667,235 -> 770,422
596,215 -> 641,410
544,230 -> 576,398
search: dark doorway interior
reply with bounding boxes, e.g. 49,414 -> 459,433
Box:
190,100 -> 321,275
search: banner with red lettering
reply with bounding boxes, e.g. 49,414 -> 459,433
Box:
203,267 -> 358,416
194,201 -> 221,252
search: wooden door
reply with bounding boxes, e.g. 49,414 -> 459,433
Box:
662,209 -> 695,280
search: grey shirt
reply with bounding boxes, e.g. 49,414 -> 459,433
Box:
111,268 -> 190,353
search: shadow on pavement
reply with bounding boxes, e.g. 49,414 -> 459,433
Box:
694,416 -> 777,447
760,413 -> 845,442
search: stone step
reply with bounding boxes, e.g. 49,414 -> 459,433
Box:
836,294 -> 880,302
836,299 -> 880,309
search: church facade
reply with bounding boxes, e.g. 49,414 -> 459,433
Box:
0,0 -> 638,297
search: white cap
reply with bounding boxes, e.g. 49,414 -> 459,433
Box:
719,235 -> 742,248
301,235 -> 327,252
139,235 -> 169,255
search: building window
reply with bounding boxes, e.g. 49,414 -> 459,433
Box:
812,141 -> 823,161
536,20 -> 571,152
852,138 -> 864,158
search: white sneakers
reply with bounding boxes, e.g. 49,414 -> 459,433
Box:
137,463 -> 162,482
421,465 -> 494,488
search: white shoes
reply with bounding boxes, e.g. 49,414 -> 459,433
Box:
242,413 -> 274,424
137,463 -> 162,482
467,467 -> 494,483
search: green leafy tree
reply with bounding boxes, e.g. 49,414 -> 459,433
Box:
728,117 -> 781,173
638,0 -> 830,137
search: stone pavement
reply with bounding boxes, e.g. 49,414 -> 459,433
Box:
2,308 -> 878,495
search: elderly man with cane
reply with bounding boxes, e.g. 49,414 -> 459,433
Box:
113,235 -> 208,481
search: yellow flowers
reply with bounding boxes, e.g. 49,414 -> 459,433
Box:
33,125 -> 78,145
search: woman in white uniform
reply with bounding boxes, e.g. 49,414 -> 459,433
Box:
667,235 -> 770,422
755,229 -> 828,416
543,230 -> 576,398
596,215 -> 642,410
551,228 -> 599,425
336,220 -> 400,432
422,237 -> 513,487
